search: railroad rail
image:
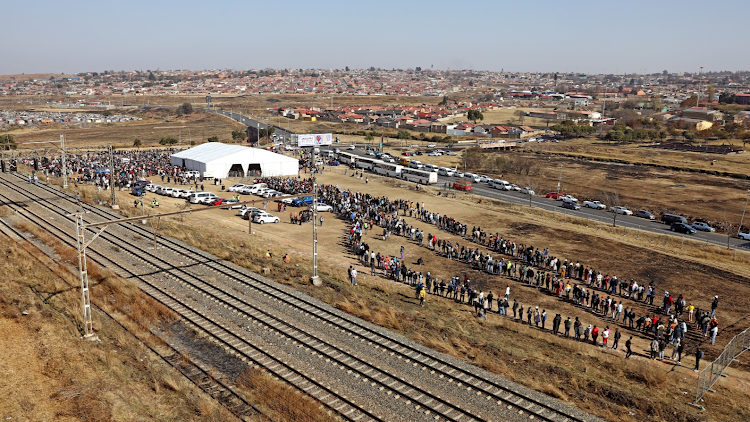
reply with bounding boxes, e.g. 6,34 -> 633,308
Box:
0,172 -> 599,422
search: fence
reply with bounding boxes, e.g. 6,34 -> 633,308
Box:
694,327 -> 750,403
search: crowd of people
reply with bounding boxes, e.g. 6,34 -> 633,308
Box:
265,177 -> 722,370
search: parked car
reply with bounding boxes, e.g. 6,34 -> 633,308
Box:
315,203 -> 333,212
438,167 -> 455,177
545,192 -> 564,199
366,150 -> 376,156
610,206 -> 633,215
671,222 -> 696,234
634,210 -> 656,220
253,212 -> 280,224
228,184 -> 246,192
583,200 -> 606,210
445,151 -> 457,156
661,213 -> 687,225
692,221 -> 715,232
347,145 -> 356,150
739,231 -> 750,240
209,198 -> 229,206
561,201 -> 581,210
520,187 -> 535,195
478,175 -> 492,183
464,173 -> 481,183
560,194 -> 577,203
454,171 -> 465,178
510,184 -> 521,191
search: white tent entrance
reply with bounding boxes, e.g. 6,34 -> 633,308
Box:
228,163 -> 245,178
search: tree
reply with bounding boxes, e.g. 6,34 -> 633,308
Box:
345,66 -> 350,72
397,129 -> 410,140
176,102 -> 193,116
133,138 -> 142,148
159,137 -> 177,145
706,82 -> 716,103
364,133 -> 374,142
467,109 -> 484,123
207,136 -> 219,142
231,130 -> 247,141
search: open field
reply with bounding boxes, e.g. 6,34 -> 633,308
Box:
43,159 -> 750,422
6,109 -> 246,149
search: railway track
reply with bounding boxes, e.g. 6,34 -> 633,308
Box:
0,171 -> 600,422
0,218 -> 262,421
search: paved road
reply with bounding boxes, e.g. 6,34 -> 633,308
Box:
213,109 -> 295,145
333,146 -> 750,251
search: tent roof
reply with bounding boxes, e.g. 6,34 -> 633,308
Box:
171,142 -> 297,164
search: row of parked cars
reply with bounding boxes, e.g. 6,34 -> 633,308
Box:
543,192 -> 729,235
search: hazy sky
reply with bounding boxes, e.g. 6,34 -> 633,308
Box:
2,0 -> 747,75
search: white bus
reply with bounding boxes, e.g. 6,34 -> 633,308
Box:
355,156 -> 378,171
373,161 -> 403,177
337,152 -> 356,165
401,168 -> 438,185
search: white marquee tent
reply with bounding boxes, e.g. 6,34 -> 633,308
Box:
170,142 -> 298,178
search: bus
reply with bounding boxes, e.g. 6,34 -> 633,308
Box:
337,152 -> 356,165
401,168 -> 438,185
399,157 -> 411,166
355,156 -> 378,171
373,161 -> 403,177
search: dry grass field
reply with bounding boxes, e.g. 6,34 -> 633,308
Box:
48,161 -> 747,422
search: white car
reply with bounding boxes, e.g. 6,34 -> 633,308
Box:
583,200 -> 606,210
161,187 -> 174,196
427,144 -> 437,148
610,206 -> 633,215
454,171 -> 464,178
228,184 -> 246,192
315,203 -> 333,212
478,175 -> 492,183
739,231 -> 750,240
348,145 -> 356,150
366,150 -> 376,156
445,151 -> 457,156
171,189 -> 187,198
520,187 -> 535,195
560,194 -> 577,202
428,151 -> 441,156
253,212 -> 280,224
438,167 -> 455,177
692,222 -> 715,232
510,184 -> 521,191
262,190 -> 281,198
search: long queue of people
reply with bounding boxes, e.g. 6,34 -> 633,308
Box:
263,178 -> 720,370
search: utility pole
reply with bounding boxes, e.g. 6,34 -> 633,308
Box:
697,67 -> 703,107
60,134 -> 68,189
311,147 -> 321,286
109,145 -> 118,209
